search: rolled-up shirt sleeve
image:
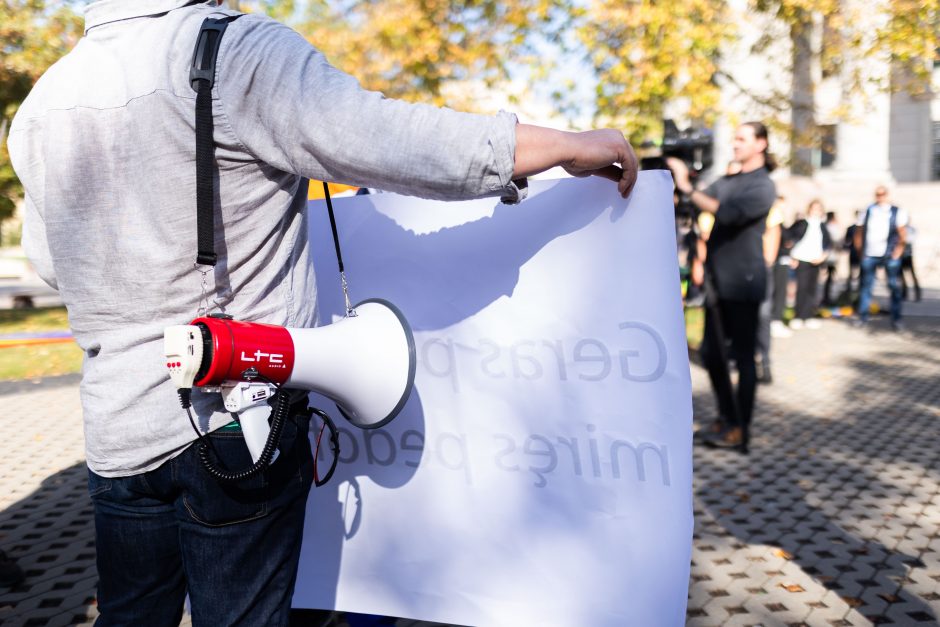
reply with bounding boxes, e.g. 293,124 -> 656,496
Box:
215,15 -> 522,202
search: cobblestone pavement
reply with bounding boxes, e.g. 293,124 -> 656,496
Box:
688,314 -> 940,626
0,313 -> 938,626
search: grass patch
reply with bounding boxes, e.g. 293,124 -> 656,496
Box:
685,306 -> 704,351
0,306 -> 71,333
0,343 -> 83,380
0,307 -> 82,380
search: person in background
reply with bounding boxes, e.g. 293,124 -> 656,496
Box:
668,122 -> 777,452
842,221 -> 861,299
686,160 -> 739,306
770,196 -> 793,339
901,222 -> 922,302
788,199 -> 832,329
756,194 -> 785,383
854,186 -> 908,331
822,211 -> 842,306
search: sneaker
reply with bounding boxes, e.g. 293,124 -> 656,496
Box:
0,551 -> 24,588
789,319 -> 804,330
770,320 -> 792,338
805,318 -> 822,330
891,320 -> 906,333
851,318 -> 868,329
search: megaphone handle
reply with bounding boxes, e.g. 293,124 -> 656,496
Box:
238,404 -> 279,465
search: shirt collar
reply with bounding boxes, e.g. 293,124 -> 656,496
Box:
84,0 -> 217,33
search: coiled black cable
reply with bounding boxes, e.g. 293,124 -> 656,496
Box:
179,385 -> 340,486
195,389 -> 291,483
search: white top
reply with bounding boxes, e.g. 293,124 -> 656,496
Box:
791,218 -> 825,263
857,202 -> 909,258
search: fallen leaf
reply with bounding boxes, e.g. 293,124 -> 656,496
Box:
779,583 -> 805,593
842,596 -> 863,607
772,548 -> 794,560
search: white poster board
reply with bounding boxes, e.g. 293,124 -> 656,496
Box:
294,172 -> 693,627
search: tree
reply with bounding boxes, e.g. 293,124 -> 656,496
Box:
577,0 -> 735,144
752,0 -> 939,175
290,0 -> 572,110
0,0 -> 82,243
877,0 -> 940,92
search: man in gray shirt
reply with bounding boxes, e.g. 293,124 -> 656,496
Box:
9,0 -> 637,623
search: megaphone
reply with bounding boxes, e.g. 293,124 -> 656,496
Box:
164,299 -> 416,466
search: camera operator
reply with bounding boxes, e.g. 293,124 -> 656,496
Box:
667,122 -> 776,452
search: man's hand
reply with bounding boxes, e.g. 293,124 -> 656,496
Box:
559,129 -> 638,198
514,125 -> 638,198
664,157 -> 693,195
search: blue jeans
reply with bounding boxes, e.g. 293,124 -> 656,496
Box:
88,411 -> 313,626
858,255 -> 903,322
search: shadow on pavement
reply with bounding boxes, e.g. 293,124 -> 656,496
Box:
0,462 -> 98,626
690,317 -> 940,624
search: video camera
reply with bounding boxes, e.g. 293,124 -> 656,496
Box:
640,120 -> 714,218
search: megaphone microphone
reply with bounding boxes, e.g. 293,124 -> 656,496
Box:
164,298 -> 416,480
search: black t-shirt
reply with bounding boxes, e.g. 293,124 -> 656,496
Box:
703,167 -> 776,302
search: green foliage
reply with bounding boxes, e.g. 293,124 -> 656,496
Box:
751,0 -> 940,173
0,305 -> 70,333
578,0 -> 734,144
1,0 -> 936,205
290,0 -> 573,110
0,307 -> 79,381
0,343 -> 82,380
0,0 -> 83,233
878,0 -> 940,94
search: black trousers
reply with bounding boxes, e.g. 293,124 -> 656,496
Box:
700,299 -> 760,434
756,265 -> 774,362
822,262 -> 837,304
901,255 -> 921,301
794,262 -> 821,320
771,263 -> 790,321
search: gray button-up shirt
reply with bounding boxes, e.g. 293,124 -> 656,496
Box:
9,0 -> 522,477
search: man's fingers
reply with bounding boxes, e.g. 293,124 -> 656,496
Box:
588,164 -> 636,199
592,164 -> 623,183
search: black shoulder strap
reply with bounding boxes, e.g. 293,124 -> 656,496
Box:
190,15 -> 242,267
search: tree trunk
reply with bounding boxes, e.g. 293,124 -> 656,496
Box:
790,8 -> 815,176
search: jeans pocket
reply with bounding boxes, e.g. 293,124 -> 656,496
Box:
87,469 -> 113,498
182,432 -> 269,527
260,412 -> 314,505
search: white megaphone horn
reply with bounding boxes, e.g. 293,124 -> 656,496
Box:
164,299 -> 416,464
286,299 -> 417,429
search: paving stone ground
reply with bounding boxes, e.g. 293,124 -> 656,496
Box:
688,309 -> 940,627
0,304 -> 937,626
